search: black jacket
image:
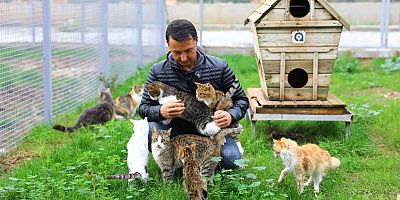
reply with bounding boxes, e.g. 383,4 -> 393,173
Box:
139,48 -> 249,129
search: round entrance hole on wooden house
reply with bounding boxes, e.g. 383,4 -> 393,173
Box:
289,0 -> 310,18
288,68 -> 308,88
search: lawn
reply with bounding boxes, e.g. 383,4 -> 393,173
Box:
0,54 -> 399,199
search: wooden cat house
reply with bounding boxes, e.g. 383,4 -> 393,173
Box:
244,0 -> 353,140
245,0 -> 350,101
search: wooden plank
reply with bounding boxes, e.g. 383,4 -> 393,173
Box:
257,31 -> 341,47
265,73 -> 331,87
310,0 -> 315,20
255,107 -> 348,115
263,59 -> 334,74
256,20 -> 343,28
247,12 -> 263,24
257,27 -> 342,34
316,0 -> 351,30
280,52 -> 285,100
284,0 -> 289,20
327,94 -> 346,106
275,0 -> 323,9
261,49 -> 338,60
266,47 -> 335,53
312,52 -> 319,100
261,50 -> 338,61
267,87 -> 329,100
256,3 -> 271,13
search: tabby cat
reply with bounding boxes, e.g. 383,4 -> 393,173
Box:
147,81 -> 219,137
178,143 -> 208,200
195,81 -> 244,156
115,84 -> 144,119
273,137 -> 340,197
151,125 -> 243,183
53,88 -> 115,132
194,81 -> 238,111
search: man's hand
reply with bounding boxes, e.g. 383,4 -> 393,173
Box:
160,100 -> 185,119
212,110 -> 232,128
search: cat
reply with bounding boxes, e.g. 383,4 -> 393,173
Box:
178,143 -> 208,200
194,81 -> 239,111
53,88 -> 115,133
146,81 -> 219,137
107,118 -> 149,182
151,125 -> 243,183
273,137 -> 340,197
115,84 -> 144,120
195,81 -> 244,156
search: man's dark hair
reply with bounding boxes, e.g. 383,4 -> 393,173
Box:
165,19 -> 197,43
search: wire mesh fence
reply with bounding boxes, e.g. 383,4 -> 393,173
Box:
0,0 -> 165,155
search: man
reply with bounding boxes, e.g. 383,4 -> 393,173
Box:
139,19 -> 249,169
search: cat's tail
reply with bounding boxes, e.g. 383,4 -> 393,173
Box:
107,172 -> 142,180
214,124 -> 243,144
329,157 -> 340,169
53,124 -> 76,133
225,78 -> 240,98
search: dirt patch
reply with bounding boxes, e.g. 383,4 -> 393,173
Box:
0,151 -> 32,173
353,88 -> 400,100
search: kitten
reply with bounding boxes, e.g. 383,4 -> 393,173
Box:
151,125 -> 243,183
107,118 -> 149,182
147,81 -> 219,137
115,84 -> 144,120
178,143 -> 208,200
273,137 -> 340,197
195,81 -> 244,156
53,88 -> 115,132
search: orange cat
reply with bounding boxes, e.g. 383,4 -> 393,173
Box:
273,137 -> 340,197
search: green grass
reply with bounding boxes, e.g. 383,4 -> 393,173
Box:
1,55 -> 399,199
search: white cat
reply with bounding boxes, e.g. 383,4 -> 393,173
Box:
126,118 -> 149,181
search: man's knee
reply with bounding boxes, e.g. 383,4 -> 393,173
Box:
219,136 -> 241,170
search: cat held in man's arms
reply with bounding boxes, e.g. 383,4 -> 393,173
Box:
273,137 -> 340,197
107,118 -> 149,182
53,88 -> 115,133
146,81 -> 220,137
114,84 -> 144,120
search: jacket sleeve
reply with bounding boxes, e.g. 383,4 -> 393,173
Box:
221,62 -> 250,124
138,65 -> 163,121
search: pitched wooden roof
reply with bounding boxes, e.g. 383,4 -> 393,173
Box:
244,0 -> 350,30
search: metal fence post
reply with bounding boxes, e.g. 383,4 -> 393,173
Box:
380,0 -> 390,48
157,0 -> 165,57
42,0 -> 52,124
199,0 -> 204,47
136,0 -> 143,66
102,0 -> 109,80
80,0 -> 86,44
32,0 -> 36,45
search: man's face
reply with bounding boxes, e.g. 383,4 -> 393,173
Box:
168,36 -> 198,70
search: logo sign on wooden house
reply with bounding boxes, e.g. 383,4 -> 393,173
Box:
245,0 -> 350,101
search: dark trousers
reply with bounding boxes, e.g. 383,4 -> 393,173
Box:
148,118 -> 241,169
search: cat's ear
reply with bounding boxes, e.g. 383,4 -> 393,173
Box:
167,128 -> 172,134
195,82 -> 201,87
272,139 -> 277,143
189,143 -> 196,150
177,144 -> 185,158
152,126 -> 157,134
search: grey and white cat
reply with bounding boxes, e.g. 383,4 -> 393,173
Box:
146,81 -> 219,137
151,125 -> 243,183
178,143 -> 208,200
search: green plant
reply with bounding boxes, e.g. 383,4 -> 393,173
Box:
374,57 -> 400,74
334,51 -> 360,73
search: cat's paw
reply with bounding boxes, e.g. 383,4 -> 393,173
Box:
202,122 -> 220,136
